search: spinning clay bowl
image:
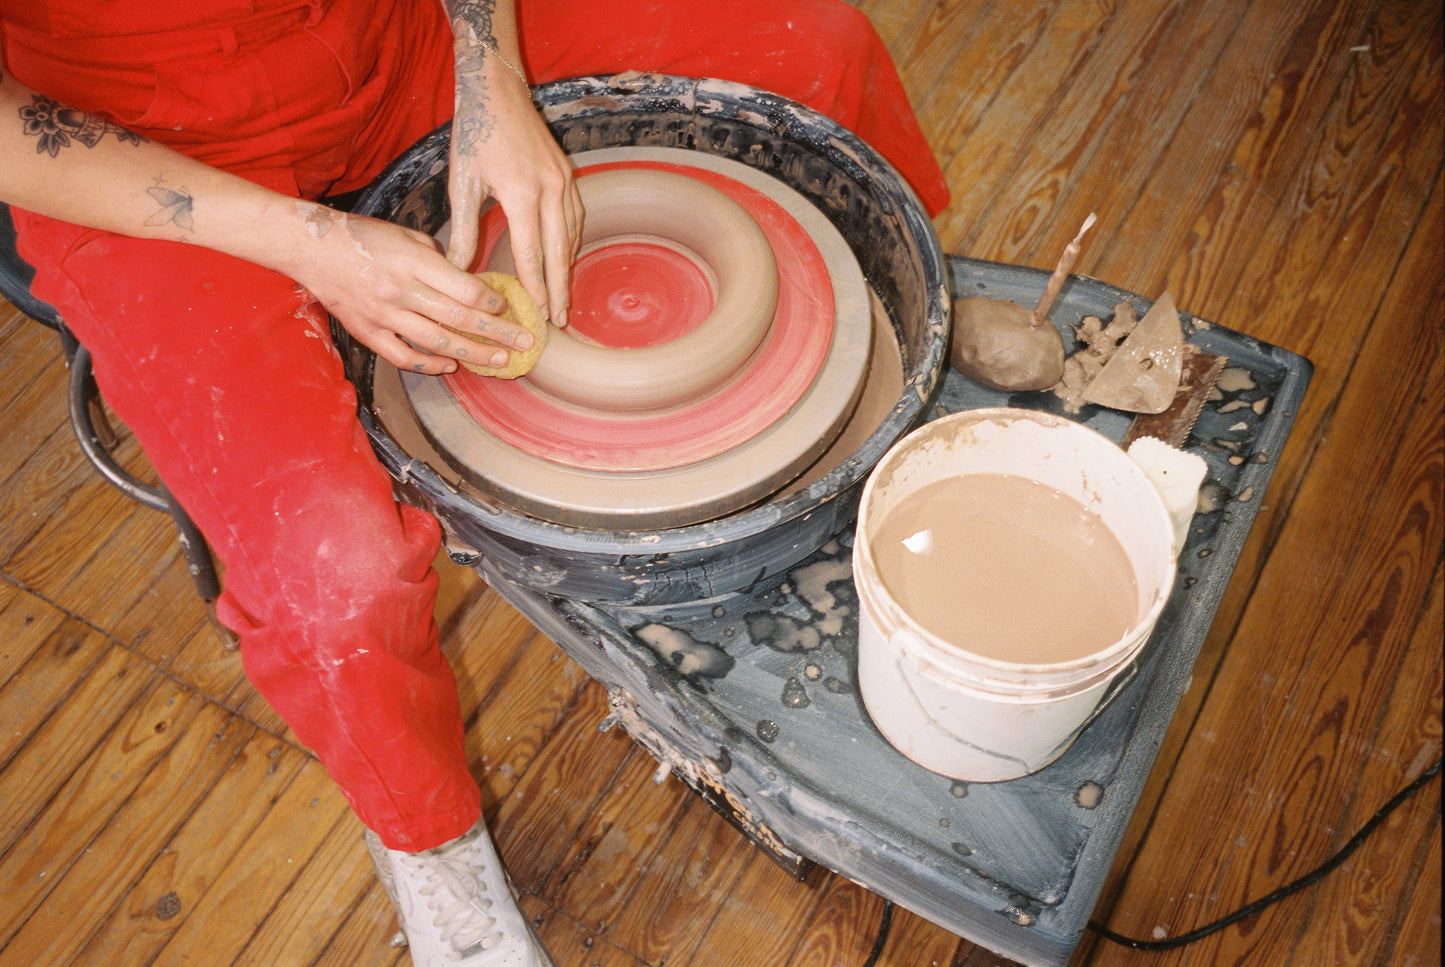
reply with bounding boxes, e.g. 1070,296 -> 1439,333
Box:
337,75 -> 949,605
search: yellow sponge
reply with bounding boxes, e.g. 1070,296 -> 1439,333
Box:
457,272 -> 548,379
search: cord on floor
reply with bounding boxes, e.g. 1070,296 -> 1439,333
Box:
1088,757 -> 1441,952
860,758 -> 1440,963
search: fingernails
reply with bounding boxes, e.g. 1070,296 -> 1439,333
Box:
513,331 -> 534,350
488,349 -> 508,367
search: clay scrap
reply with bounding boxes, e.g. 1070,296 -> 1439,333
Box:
949,214 -> 1096,392
1053,292 -> 1196,415
1080,291 -> 1186,413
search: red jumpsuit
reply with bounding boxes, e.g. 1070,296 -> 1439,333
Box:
1,0 -> 949,851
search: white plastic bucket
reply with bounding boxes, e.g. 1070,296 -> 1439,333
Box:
853,408 -> 1177,781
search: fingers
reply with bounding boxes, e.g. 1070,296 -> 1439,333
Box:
408,277 -> 535,354
446,186 -> 483,272
546,179 -> 584,328
354,303 -> 522,376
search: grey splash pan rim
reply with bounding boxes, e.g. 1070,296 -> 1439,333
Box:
337,74 -> 950,606
486,255 -> 1312,966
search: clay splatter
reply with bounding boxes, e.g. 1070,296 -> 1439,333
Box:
950,781 -> 969,799
789,555 -> 855,636
1075,781 -> 1104,809
756,719 -> 780,743
634,623 -> 735,680
781,677 -> 811,708
803,663 -> 823,681
746,613 -> 823,653
1215,367 -> 1256,393
823,676 -> 849,694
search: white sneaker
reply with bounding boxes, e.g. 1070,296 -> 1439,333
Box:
366,817 -> 557,966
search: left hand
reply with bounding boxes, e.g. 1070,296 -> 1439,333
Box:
445,44 -> 583,328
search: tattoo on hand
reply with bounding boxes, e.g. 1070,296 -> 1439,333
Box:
20,95 -> 145,157
146,185 -> 195,232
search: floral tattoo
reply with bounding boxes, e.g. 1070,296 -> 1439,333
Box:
21,94 -> 145,157
443,0 -> 501,153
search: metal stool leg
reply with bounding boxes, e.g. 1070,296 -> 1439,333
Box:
65,342 -> 236,646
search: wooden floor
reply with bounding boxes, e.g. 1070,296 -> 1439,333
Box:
2,0 -> 1441,964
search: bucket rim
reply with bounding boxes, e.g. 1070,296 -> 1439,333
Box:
853,406 -> 1178,676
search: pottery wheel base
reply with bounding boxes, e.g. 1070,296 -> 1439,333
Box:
400,148 -> 875,530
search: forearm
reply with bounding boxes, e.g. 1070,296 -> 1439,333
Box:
441,0 -> 525,81
0,69 -> 337,282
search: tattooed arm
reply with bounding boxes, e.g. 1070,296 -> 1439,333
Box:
441,0 -> 582,327
0,65 -> 534,375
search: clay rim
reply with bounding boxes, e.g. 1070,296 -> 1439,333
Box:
398,146 -> 870,528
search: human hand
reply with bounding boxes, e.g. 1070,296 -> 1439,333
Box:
445,45 -> 583,328
290,209 -> 535,375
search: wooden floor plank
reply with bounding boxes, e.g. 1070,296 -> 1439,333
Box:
70,729 -> 309,967
1093,0 -> 1383,301
491,681 -> 637,890
671,848 -> 827,967
1286,562 -> 1443,965
0,671 -> 202,953
587,794 -> 754,964
0,586 -> 108,753
524,895 -> 649,967
1,702 -> 250,965
0,424 -> 96,564
0,644 -> 156,862
0,346 -> 68,484
962,0 -> 1242,269
783,875 -> 891,967
1085,252 -> 1444,964
229,812 -> 376,967
147,758 -> 350,967
1388,813 -> 1443,967
868,904 -> 967,967
544,744 -> 692,924
932,0 -> 1130,253
313,881 -> 408,967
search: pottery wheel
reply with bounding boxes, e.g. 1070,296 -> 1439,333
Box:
400,147 -> 872,529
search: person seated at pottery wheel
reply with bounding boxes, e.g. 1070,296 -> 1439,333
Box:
0,2 -> 949,964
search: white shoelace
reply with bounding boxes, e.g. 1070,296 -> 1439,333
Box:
405,852 -> 505,954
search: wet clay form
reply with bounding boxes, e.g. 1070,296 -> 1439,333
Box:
400,147 -> 877,528
950,214 -> 1095,392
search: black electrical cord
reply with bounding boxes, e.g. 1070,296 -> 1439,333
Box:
859,758 -> 1440,964
862,899 -> 894,967
1088,757 -> 1442,952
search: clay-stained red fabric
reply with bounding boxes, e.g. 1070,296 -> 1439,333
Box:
4,0 -> 947,851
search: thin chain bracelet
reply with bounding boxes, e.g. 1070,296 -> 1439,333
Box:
484,43 -> 529,86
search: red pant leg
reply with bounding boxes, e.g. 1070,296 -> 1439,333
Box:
516,0 -> 950,215
15,216 -> 480,852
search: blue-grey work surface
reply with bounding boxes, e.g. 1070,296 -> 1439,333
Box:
483,255 -> 1313,967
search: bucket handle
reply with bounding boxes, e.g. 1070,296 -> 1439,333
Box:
890,638 -> 1033,774
893,626 -> 1142,774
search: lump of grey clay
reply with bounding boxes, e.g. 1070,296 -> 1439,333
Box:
950,296 -> 1066,392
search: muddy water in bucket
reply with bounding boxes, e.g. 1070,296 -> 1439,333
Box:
854,408 -> 1177,781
